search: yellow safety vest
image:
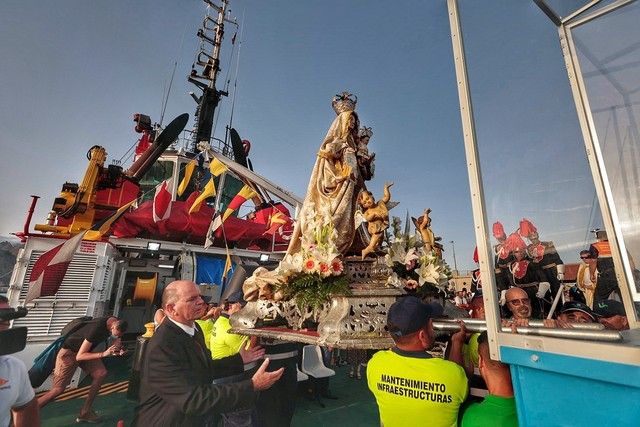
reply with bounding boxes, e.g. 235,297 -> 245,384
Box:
367,349 -> 468,427
210,314 -> 247,359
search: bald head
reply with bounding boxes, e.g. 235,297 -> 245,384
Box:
505,287 -> 531,319
162,280 -> 206,326
505,287 -> 526,301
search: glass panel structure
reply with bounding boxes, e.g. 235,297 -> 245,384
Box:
456,0 -> 611,314
569,1 -> 640,299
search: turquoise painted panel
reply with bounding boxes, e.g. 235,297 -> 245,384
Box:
501,346 -> 640,427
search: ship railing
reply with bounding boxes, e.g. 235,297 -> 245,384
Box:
172,129 -> 234,159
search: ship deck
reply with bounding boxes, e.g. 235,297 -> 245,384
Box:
40,355 -> 380,426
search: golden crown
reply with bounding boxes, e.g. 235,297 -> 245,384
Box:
332,91 -> 357,114
358,126 -> 373,139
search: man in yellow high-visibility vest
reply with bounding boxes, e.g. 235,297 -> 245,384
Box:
210,292 -> 248,359
367,296 -> 468,427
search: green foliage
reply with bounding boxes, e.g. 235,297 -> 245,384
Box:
279,273 -> 351,312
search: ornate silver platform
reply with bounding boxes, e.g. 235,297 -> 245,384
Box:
229,257 -> 404,349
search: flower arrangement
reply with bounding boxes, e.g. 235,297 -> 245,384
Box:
385,216 -> 451,296
277,203 -> 351,311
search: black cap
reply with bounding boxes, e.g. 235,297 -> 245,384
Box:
559,301 -> 596,321
593,300 -> 626,317
227,291 -> 246,306
387,296 -> 444,337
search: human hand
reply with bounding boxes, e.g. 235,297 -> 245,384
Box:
103,343 -> 124,357
251,358 -> 284,391
451,320 -> 467,344
202,306 -> 222,320
240,344 -> 266,364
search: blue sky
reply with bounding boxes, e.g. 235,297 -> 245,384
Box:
0,1 -> 604,270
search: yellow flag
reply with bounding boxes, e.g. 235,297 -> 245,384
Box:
188,178 -> 216,214
177,159 -> 197,197
209,158 -> 228,177
84,199 -> 136,241
222,250 -> 232,284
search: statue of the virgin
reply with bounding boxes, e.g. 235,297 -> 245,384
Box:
286,92 -> 364,256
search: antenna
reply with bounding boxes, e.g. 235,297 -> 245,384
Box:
228,8 -> 245,133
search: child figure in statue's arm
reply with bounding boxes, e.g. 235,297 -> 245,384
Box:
358,182 -> 393,259
357,126 -> 375,181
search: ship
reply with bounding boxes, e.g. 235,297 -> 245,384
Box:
6,0 -> 301,391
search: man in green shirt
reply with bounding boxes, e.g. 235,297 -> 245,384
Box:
367,296 -> 469,427
461,332 -> 518,427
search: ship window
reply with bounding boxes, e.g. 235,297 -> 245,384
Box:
139,160 -> 175,203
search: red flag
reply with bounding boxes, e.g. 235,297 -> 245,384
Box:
25,231 -> 86,303
153,178 -> 173,222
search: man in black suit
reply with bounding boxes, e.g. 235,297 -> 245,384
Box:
133,280 -> 283,427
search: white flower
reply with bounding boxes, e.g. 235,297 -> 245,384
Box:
279,253 -> 303,274
418,262 -> 440,286
386,272 -> 402,287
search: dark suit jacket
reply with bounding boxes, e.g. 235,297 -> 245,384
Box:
133,319 -> 256,427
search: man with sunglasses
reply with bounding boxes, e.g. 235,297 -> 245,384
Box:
503,287 -> 534,327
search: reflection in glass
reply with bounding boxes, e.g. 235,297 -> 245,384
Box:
571,2 -> 640,298
457,0 -> 627,315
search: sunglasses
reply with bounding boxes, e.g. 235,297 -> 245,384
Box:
507,297 -> 530,306
580,256 -> 590,260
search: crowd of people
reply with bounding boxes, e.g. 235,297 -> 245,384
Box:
0,252 -> 634,427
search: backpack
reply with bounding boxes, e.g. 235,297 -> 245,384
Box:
28,316 -> 93,387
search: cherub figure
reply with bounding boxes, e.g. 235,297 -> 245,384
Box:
416,208 -> 436,252
358,182 -> 394,259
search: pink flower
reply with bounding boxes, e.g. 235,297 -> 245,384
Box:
303,258 -> 316,272
319,262 -> 330,277
330,258 -> 344,275
404,279 -> 419,290
405,259 -> 417,271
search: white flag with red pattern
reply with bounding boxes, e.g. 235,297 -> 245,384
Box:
153,178 -> 173,223
25,231 -> 86,304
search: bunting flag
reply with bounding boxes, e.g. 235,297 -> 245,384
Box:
188,178 -> 216,214
223,185 -> 258,222
264,210 -> 289,235
204,212 -> 220,250
177,159 -> 197,196
209,158 -> 228,176
152,178 -> 173,223
207,185 -> 258,236
26,231 -> 87,303
222,249 -> 233,286
84,199 -> 136,241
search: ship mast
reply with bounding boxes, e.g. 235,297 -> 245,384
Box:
188,0 -> 233,153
